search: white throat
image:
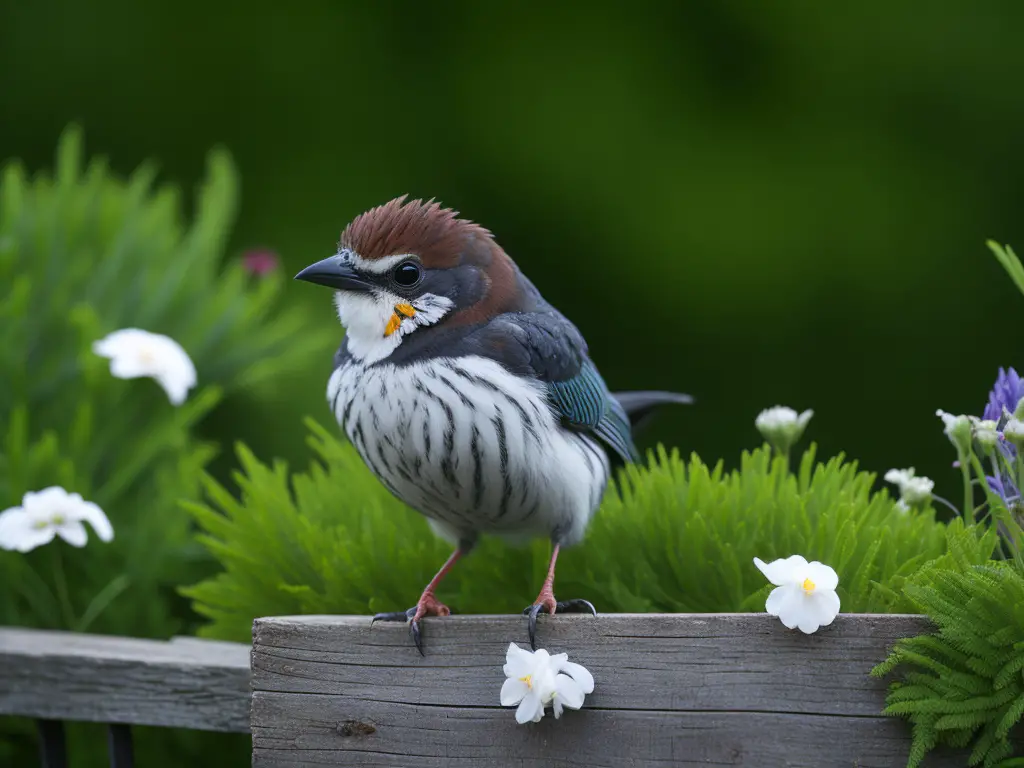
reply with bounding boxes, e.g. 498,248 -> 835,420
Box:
333,289 -> 454,364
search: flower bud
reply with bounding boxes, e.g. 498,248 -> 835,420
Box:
755,406 -> 813,455
1004,417 -> 1024,449
883,467 -> 934,508
972,418 -> 1000,452
936,410 -> 972,454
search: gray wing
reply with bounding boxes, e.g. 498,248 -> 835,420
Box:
468,312 -> 640,465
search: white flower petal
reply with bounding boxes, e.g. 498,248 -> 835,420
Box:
552,695 -> 564,719
504,643 -> 534,679
93,329 -> 196,405
557,661 -> 595,694
805,561 -> 839,592
755,406 -> 799,430
0,507 -> 56,552
15,526 -> 58,552
884,468 -> 915,488
22,486 -> 74,511
500,677 -> 530,706
754,555 -> 808,586
56,520 -> 88,547
554,674 -> 586,711
764,584 -> 801,617
796,610 -> 822,634
108,351 -> 156,379
157,374 -> 191,406
515,693 -> 544,724
0,506 -> 27,540
77,502 -> 114,542
810,590 -> 841,626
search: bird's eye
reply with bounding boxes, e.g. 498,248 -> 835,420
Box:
392,261 -> 422,288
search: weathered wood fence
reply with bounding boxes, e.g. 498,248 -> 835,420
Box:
0,614 -> 982,767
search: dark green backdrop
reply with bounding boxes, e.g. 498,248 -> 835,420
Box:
3,1 -> 1022,499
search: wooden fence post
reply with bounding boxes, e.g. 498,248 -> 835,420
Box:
249,613 -> 967,767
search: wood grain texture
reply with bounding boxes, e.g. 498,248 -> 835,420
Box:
250,613 -> 967,767
0,627 -> 251,732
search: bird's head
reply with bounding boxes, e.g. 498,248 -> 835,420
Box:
295,196 -> 521,363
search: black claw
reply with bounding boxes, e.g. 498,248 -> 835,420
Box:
410,619 -> 424,656
370,607 -> 426,655
522,599 -> 597,650
524,603 -> 545,650
556,598 -> 598,616
370,607 -> 416,625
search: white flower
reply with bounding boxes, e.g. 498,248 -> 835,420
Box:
884,468 -> 916,488
500,643 -> 594,723
936,409 -> 972,453
883,467 -> 934,506
93,329 -> 197,406
753,555 -> 840,634
0,487 -> 113,553
1004,417 -> 1024,448
755,406 -> 814,454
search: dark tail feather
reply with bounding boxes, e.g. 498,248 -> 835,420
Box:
613,390 -> 693,432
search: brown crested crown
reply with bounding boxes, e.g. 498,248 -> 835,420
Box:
339,196 -> 492,268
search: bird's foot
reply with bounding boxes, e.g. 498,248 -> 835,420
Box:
371,592 -> 451,656
522,587 -> 597,650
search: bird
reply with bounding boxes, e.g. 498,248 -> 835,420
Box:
295,196 -> 691,653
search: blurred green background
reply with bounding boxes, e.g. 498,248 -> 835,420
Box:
3,0 -> 1022,501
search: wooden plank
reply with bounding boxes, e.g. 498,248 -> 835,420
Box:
251,613 -> 967,767
0,628 -> 251,732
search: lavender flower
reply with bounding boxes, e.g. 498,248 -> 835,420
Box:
983,367 -> 1024,424
981,369 -> 1024,511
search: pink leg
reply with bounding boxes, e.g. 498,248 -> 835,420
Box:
372,547 -> 464,655
411,548 -> 463,620
530,544 -> 562,615
524,544 -> 596,649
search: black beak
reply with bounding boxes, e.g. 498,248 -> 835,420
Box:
294,255 -> 374,292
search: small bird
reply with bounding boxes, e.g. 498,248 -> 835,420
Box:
295,197 -> 690,653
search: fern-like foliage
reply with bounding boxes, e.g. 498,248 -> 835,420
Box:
872,562 -> 1024,767
0,127 -> 334,637
184,420 -> 996,641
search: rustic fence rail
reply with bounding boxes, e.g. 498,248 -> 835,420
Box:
0,614 -> 987,767
251,613 -> 966,768
0,627 -> 250,766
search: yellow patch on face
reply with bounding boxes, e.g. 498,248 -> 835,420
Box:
383,303 -> 417,337
384,313 -> 402,337
394,303 -> 416,318
802,577 -> 816,593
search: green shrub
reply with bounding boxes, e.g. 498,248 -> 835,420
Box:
0,126 -> 334,636
185,420 -> 996,641
871,240 -> 1024,768
873,562 -> 1024,767
0,128 -> 332,768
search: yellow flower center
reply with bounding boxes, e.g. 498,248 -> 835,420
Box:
519,674 -> 533,689
33,520 -> 48,530
802,577 -> 816,593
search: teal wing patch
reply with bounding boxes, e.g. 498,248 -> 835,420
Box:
548,361 -> 639,464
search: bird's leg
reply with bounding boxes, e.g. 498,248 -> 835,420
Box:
522,544 -> 597,650
371,547 -> 462,655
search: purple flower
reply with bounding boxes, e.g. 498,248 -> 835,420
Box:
987,468 -> 1019,508
983,367 -> 1024,423
242,249 -> 280,277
